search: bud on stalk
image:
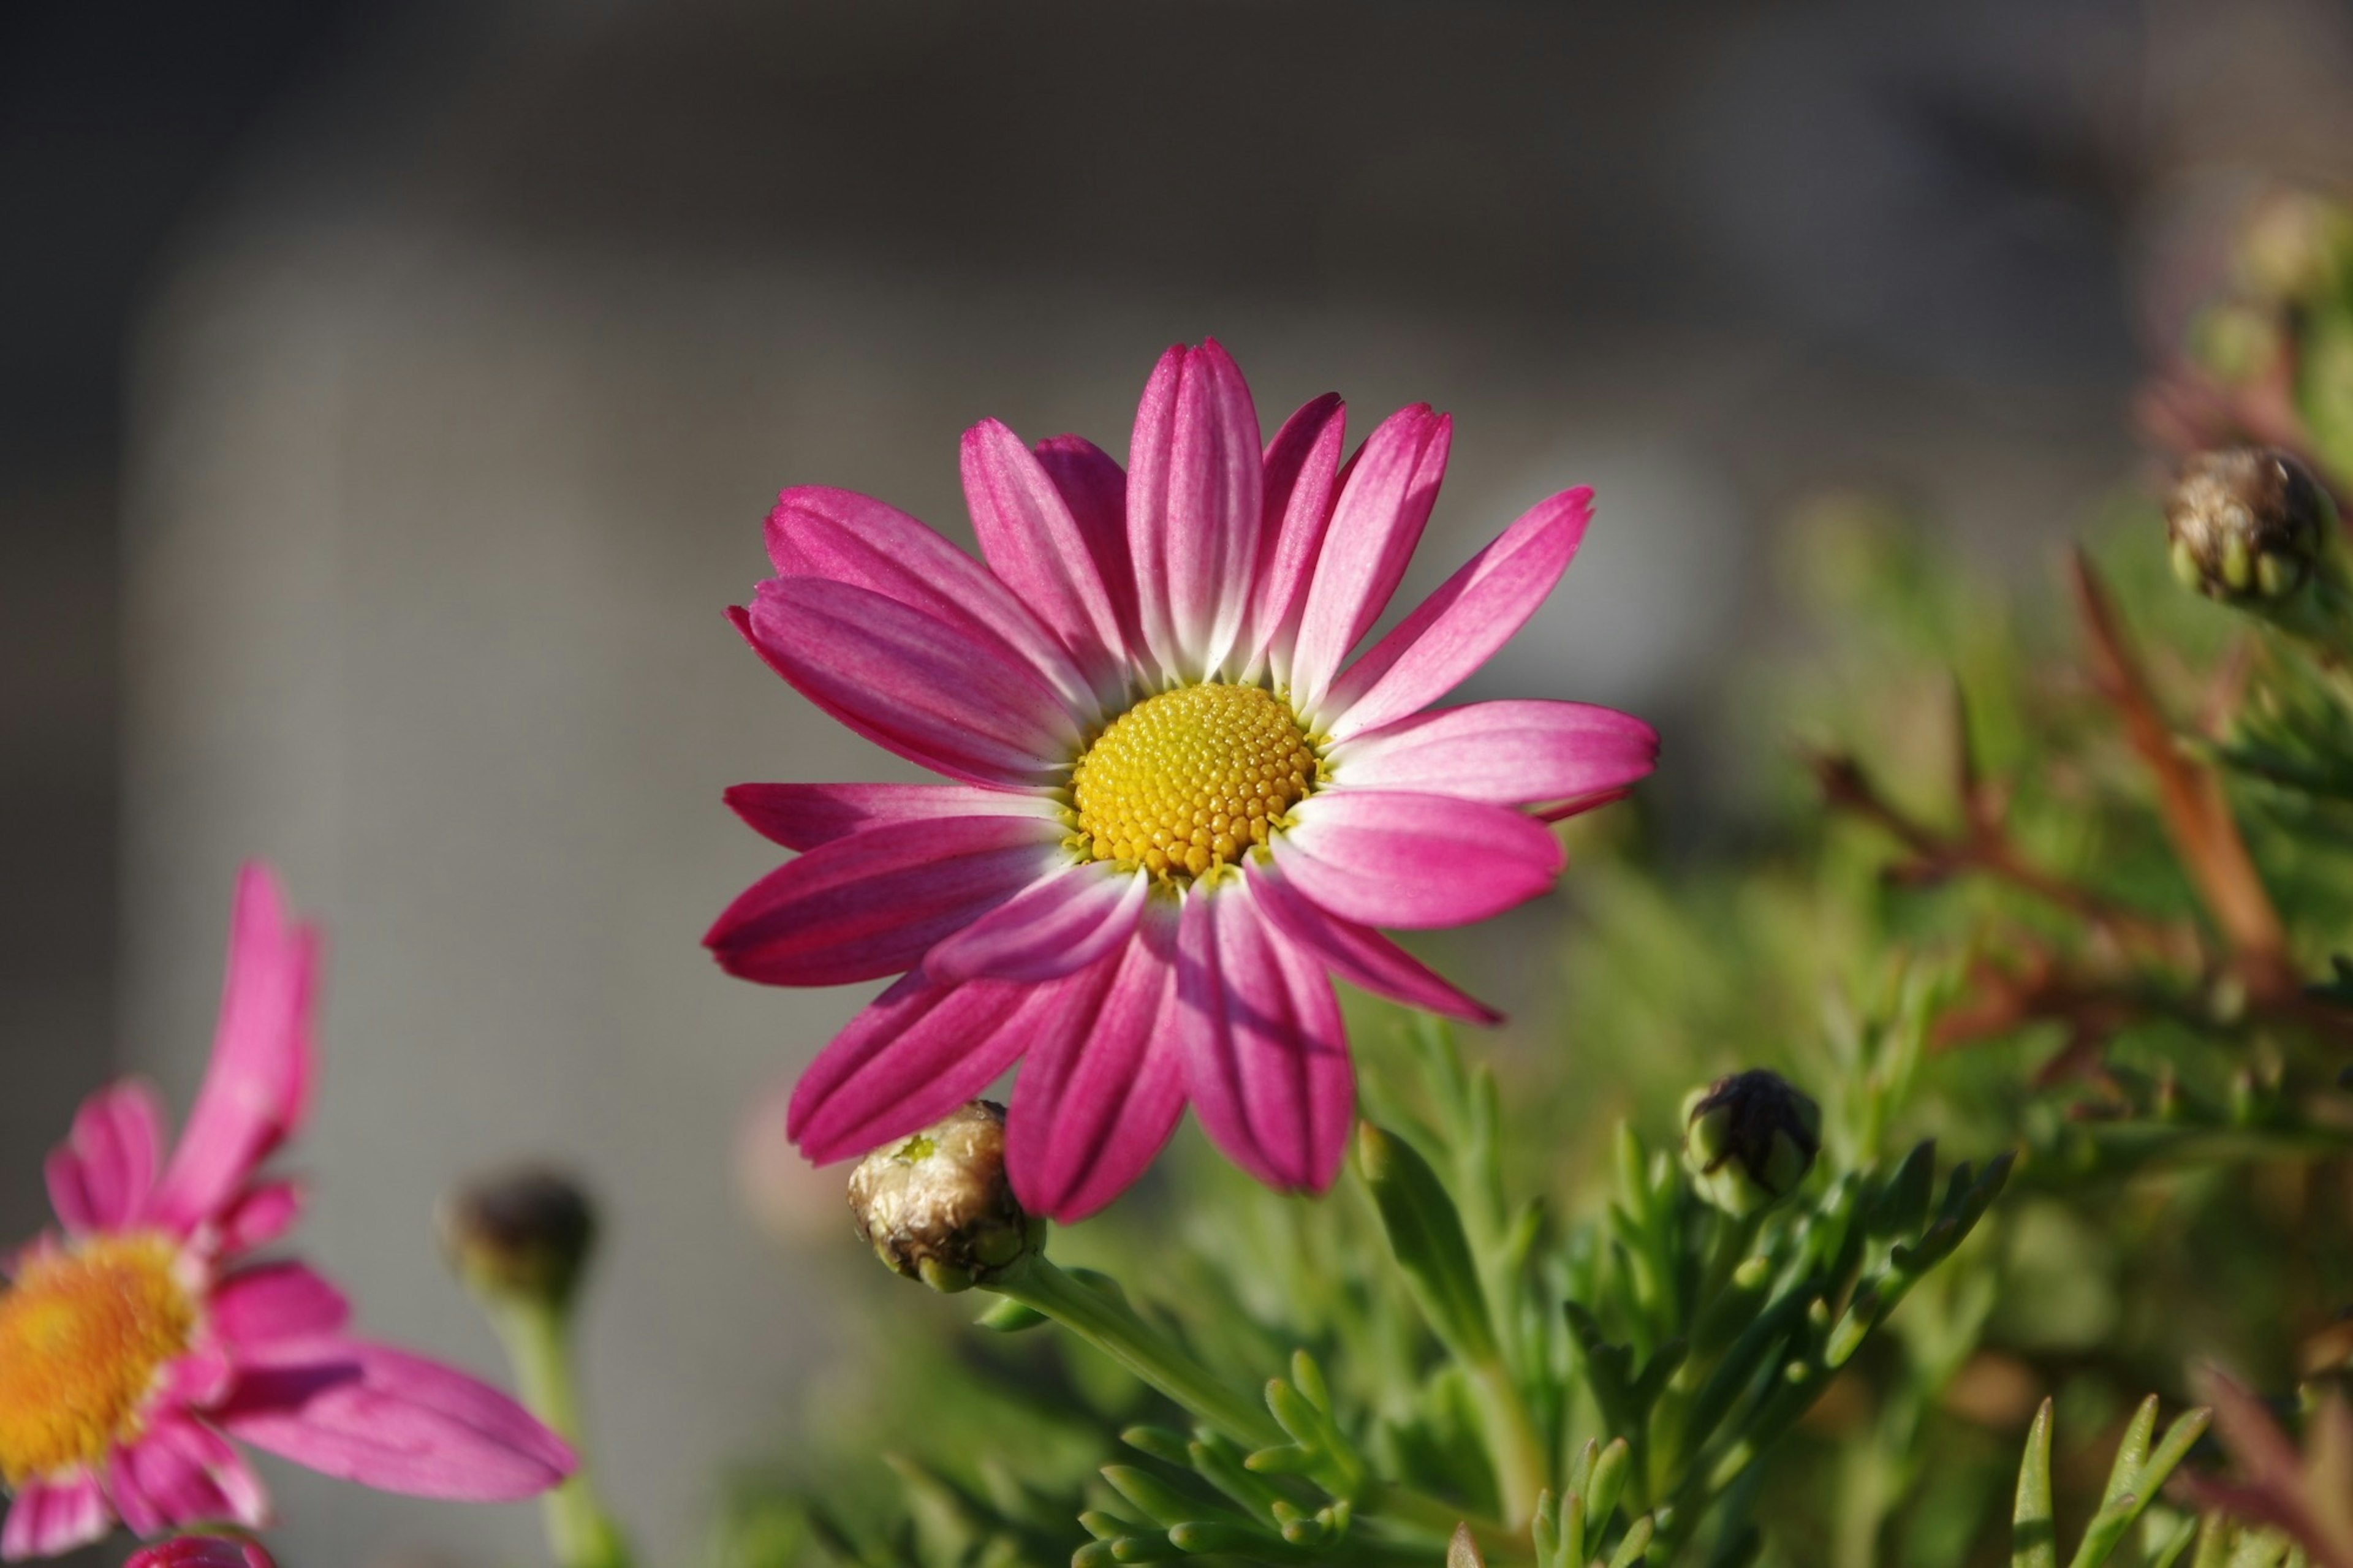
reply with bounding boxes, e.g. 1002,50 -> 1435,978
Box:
2167,448 -> 2336,607
847,1100 -> 1042,1292
1683,1070 -> 1822,1218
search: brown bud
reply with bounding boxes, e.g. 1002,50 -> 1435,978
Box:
846,1101 -> 1040,1292
439,1165 -> 598,1311
2166,448 -> 2333,603
1683,1070 -> 1822,1218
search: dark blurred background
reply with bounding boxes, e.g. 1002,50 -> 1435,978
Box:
6,1 -> 2352,1561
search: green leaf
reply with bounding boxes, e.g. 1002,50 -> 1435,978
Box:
1605,1514 -> 1656,1568
2015,1398 -> 2058,1568
1358,1123 -> 1501,1365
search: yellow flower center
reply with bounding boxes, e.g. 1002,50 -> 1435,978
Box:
1070,683 -> 1319,881
0,1235 -> 195,1483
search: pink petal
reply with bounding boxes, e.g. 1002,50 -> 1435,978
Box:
1247,863 -> 1501,1024
1126,341 -> 1264,680
707,815 -> 1063,987
764,485 -> 1092,710
1273,790 -> 1564,930
1288,406 -> 1452,708
1032,434 -> 1139,659
1175,887 -> 1353,1193
786,971 -> 1041,1162
107,1422 -> 243,1538
1328,700 -> 1658,808
724,781 -> 1058,852
0,1473 -> 109,1561
210,1261 -> 353,1351
1006,910 -> 1186,1220
129,1538 -> 278,1568
161,1343 -> 236,1409
1318,487 -> 1592,739
45,1078 -> 167,1235
215,1341 -> 574,1501
962,419 -> 1131,691
740,578 -> 1079,787
213,1179 -> 305,1260
1245,393 -> 1346,681
923,863 -> 1150,983
153,865 -> 319,1235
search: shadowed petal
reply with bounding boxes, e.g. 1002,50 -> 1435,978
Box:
725,781 -> 1058,852
1006,908 -> 1186,1220
787,972 -> 1041,1162
0,1474 -> 109,1561
707,815 -> 1064,987
1328,700 -> 1658,808
1274,790 -> 1563,930
925,863 -> 1151,984
1176,887 -> 1352,1194
1126,341 -> 1264,680
1246,393 -> 1347,682
129,1538 -> 277,1568
1247,862 -> 1501,1023
741,578 -> 1079,787
216,1341 -> 574,1501
153,864 -> 317,1235
765,485 -> 1092,710
1289,406 -> 1452,707
1319,488 -> 1591,739
44,1078 -> 166,1235
963,419 -> 1131,689
211,1261 -> 352,1352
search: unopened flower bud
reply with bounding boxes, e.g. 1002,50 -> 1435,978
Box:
439,1165 -> 599,1312
847,1100 -> 1041,1292
1682,1070 -> 1822,1218
2166,448 -> 2333,604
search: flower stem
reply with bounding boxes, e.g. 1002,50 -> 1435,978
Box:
987,1253 -> 1284,1450
492,1300 -> 634,1568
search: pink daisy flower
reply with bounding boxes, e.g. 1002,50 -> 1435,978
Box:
710,341 -> 1658,1221
0,865 -> 574,1560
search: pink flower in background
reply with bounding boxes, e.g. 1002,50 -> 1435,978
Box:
711,340 -> 1657,1220
126,1538 -> 274,1568
0,866 -> 574,1560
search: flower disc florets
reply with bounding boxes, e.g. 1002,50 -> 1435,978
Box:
1070,682 -> 1319,882
0,1234 -> 195,1484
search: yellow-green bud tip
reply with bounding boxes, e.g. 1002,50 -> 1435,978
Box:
439,1165 -> 598,1311
846,1101 -> 1042,1292
1681,1069 -> 1822,1218
2165,447 -> 2333,605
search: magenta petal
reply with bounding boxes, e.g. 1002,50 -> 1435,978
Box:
210,1260 -> 353,1350
1329,699 -> 1658,807
764,485 -> 1091,710
1006,910 -> 1186,1220
724,781 -> 1058,852
1248,863 -> 1501,1024
1126,341 -> 1264,679
743,578 -> 1079,787
924,864 -> 1151,984
1,1473 -> 109,1561
706,815 -> 1063,987
129,1539 -> 277,1568
1289,406 -> 1453,707
216,1341 -> 574,1501
1275,790 -> 1564,930
45,1078 -> 166,1234
153,864 -> 319,1235
1246,393 -> 1347,680
963,419 -> 1131,688
1031,434 -> 1139,658
1320,488 -> 1593,739
213,1178 -> 305,1260
1175,888 -> 1352,1194
786,972 -> 1039,1162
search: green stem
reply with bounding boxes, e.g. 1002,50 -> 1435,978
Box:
493,1301 -> 633,1568
988,1253 -> 1284,1449
1468,1355 -> 1547,1529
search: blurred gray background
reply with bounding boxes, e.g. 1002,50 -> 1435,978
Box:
7,0 -> 2353,1562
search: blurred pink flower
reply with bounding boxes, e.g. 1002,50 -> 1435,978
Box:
711,340 -> 1656,1219
125,1537 -> 274,1568
2177,1367 -> 2353,1568
0,865 -> 574,1560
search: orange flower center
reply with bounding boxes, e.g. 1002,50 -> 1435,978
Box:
0,1235 -> 195,1483
1070,683 -> 1320,882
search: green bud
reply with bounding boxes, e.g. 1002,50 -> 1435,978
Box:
2165,448 -> 2335,605
438,1164 -> 598,1312
1681,1070 -> 1822,1217
846,1101 -> 1042,1292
